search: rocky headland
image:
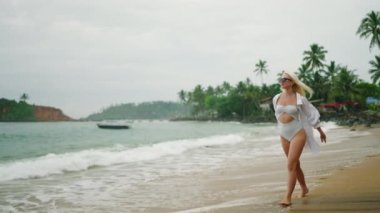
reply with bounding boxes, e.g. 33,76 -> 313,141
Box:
33,105 -> 73,121
0,98 -> 73,122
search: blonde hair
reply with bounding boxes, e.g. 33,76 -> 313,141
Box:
281,70 -> 314,98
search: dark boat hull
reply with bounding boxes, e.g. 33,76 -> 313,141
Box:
97,124 -> 130,129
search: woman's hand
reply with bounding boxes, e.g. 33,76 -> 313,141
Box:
317,127 -> 327,143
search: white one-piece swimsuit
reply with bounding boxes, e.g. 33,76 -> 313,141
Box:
275,105 -> 303,142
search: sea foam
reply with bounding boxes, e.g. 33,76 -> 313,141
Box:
0,134 -> 244,182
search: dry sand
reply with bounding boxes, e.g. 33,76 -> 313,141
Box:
290,125 -> 380,212
291,154 -> 380,212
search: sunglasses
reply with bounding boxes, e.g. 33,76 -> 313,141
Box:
278,78 -> 292,83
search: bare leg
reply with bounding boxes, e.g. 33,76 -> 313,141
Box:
296,162 -> 309,197
281,137 -> 309,197
280,130 -> 306,206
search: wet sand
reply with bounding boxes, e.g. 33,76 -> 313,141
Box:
184,125 -> 380,213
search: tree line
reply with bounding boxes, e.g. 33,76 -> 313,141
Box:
178,11 -> 380,122
85,101 -> 191,121
0,94 -> 35,121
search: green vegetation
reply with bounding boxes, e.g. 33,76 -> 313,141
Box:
85,101 -> 191,121
357,10 -> 380,85
19,93 -> 29,103
178,10 -> 380,123
178,43 -> 380,122
369,55 -> 380,84
177,81 -> 280,122
303,43 -> 328,71
0,98 -> 35,121
357,11 -> 380,51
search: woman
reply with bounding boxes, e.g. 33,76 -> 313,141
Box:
272,70 -> 327,206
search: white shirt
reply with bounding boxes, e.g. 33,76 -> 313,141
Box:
273,93 -> 321,154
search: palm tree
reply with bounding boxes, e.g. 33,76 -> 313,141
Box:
245,77 -> 252,86
215,85 -> 224,97
20,93 -> 29,103
297,64 -> 313,85
357,11 -> 380,50
235,81 -> 249,120
254,59 -> 269,85
178,90 -> 187,103
310,71 -> 329,102
369,55 -> 380,85
221,81 -> 232,96
192,85 -> 206,116
206,86 -> 215,96
303,43 -> 328,71
325,61 -> 339,81
331,66 -> 360,102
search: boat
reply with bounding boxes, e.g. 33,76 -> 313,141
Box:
97,123 -> 130,129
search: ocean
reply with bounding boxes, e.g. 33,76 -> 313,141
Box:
0,121 -> 377,212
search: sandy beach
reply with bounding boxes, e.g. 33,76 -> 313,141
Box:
175,124 -> 380,213
291,154 -> 380,212
290,125 -> 380,212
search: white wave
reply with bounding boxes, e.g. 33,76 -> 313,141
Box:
321,121 -> 340,132
0,205 -> 19,213
0,134 -> 244,182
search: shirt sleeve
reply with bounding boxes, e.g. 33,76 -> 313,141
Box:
272,94 -> 280,117
272,94 -> 280,109
301,96 -> 321,128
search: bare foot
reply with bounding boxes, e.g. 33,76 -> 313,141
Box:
279,197 -> 291,207
300,187 -> 309,198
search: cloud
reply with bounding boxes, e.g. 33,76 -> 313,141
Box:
0,0 -> 379,118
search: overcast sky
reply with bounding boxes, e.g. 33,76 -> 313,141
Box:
1,0 -> 379,118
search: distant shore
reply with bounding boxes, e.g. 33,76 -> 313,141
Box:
0,98 -> 73,122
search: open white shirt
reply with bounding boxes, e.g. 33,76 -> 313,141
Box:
273,93 -> 321,154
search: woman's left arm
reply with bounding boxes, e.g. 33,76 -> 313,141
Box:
302,97 -> 327,143
316,127 -> 327,143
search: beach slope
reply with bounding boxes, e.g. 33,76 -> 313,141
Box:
291,153 -> 380,212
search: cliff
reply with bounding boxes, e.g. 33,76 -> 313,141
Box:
33,105 -> 73,121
